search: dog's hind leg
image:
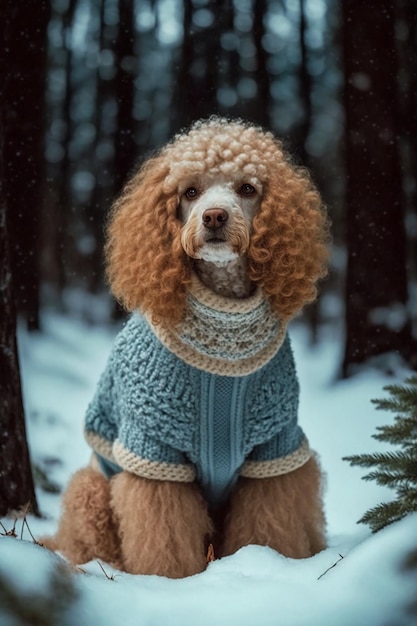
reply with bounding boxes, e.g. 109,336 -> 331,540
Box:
110,472 -> 213,578
42,467 -> 122,568
221,455 -> 326,558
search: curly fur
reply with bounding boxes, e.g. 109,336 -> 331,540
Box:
106,117 -> 329,327
221,456 -> 326,558
42,468 -> 122,568
47,117 -> 329,578
110,472 -> 213,577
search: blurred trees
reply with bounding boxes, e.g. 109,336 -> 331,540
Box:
2,0 -> 416,374
40,0 -> 343,305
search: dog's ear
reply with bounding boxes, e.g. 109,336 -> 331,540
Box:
105,155 -> 191,326
248,163 -> 330,321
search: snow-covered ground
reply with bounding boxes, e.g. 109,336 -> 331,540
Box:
1,311 -> 416,625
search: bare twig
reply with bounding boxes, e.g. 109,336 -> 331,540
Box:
16,502 -> 44,546
317,554 -> 344,580
18,502 -> 32,540
23,516 -> 43,546
0,519 -> 18,538
97,560 -> 118,581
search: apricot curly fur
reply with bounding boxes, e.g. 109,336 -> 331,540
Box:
221,455 -> 326,558
249,166 -> 330,320
110,472 -> 213,578
105,117 -> 330,327
106,157 -> 192,327
42,468 -> 122,568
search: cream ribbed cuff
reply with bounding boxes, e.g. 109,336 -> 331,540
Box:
240,438 -> 311,478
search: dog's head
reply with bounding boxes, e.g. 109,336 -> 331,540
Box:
178,176 -> 261,266
106,117 -> 330,327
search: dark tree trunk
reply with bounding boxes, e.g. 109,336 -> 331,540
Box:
2,2 -> 50,330
171,0 -> 221,133
0,209 -> 38,517
113,0 -> 137,195
170,0 -> 193,132
87,0 -> 118,293
204,0 -> 221,117
0,12 -> 39,515
342,0 -> 416,375
397,0 -> 417,281
253,0 -> 271,128
297,0 -> 312,161
55,0 -> 77,297
296,0 -> 319,343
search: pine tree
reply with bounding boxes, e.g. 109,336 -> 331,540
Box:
344,376 -> 417,532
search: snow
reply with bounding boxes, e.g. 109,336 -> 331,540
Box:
1,312 -> 416,625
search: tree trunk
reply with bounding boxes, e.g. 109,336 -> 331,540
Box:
113,0 -> 137,195
2,2 -> 50,330
170,0 -> 193,132
398,0 -> 417,282
0,14 -> 39,513
342,0 -> 416,375
171,0 -> 222,133
0,209 -> 38,517
297,0 -> 312,161
253,0 -> 271,128
55,0 -> 78,298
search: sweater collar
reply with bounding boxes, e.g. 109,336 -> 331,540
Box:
148,274 -> 287,376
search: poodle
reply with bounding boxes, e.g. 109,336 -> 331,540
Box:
44,117 -> 330,578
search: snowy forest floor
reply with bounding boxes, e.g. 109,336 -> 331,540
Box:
1,310 -> 416,626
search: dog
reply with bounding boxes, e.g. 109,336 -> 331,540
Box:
44,117 -> 330,578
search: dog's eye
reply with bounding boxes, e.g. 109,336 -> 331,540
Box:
185,187 -> 198,199
240,183 -> 256,196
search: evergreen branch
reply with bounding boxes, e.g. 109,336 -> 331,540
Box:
343,450 -> 413,471
373,418 -> 417,445
380,377 -> 417,398
344,375 -> 417,533
359,500 -> 408,533
372,398 -> 410,416
373,379 -> 417,413
343,453 -> 379,467
397,485 -> 417,501
362,471 -> 411,488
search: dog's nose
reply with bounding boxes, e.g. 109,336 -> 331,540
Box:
202,208 -> 228,229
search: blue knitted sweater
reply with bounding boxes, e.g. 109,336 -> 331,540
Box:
85,277 -> 310,507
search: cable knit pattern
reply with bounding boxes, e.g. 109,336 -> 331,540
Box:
84,282 -> 310,506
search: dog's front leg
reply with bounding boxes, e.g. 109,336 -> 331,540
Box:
110,472 -> 213,578
221,456 -> 326,558
42,467 -> 122,568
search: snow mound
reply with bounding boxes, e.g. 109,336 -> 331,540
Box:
1,514 -> 416,626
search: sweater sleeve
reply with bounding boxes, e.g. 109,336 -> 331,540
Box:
239,423 -> 311,479
84,352 -> 119,463
84,315 -> 196,483
112,430 -> 196,482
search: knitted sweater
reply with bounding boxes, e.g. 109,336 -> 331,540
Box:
84,275 -> 310,507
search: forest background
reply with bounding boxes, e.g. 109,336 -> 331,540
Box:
1,0 -> 417,513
